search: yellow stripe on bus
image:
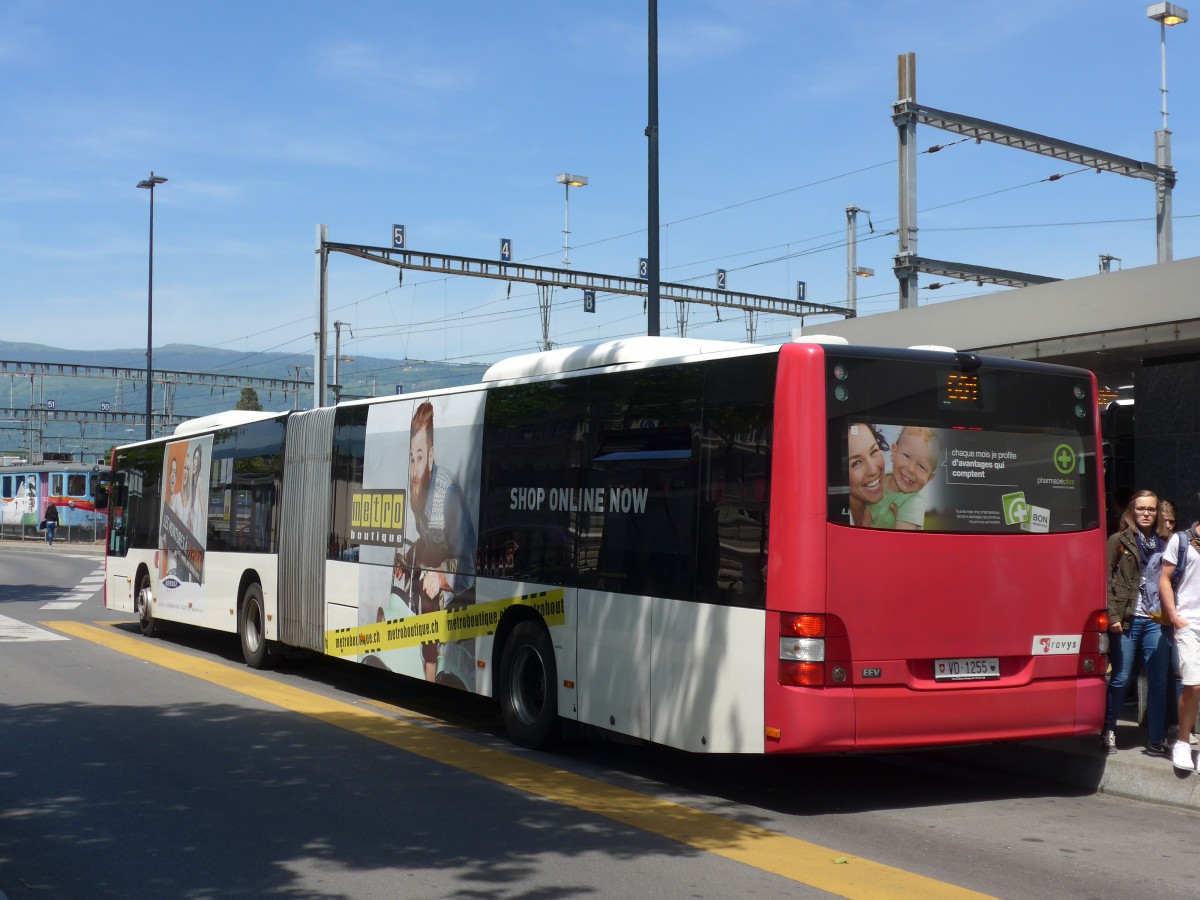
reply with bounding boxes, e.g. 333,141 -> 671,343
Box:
48,619 -> 995,900
325,589 -> 566,657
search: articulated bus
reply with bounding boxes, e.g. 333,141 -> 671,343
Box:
102,337 -> 1107,753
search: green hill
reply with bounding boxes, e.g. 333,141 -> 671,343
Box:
0,341 -> 491,463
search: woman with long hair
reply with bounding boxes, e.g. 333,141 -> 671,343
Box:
846,422 -> 886,527
1103,489 -> 1170,754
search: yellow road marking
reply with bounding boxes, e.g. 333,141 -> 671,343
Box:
48,620 -> 995,900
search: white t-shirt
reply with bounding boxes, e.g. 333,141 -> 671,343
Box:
1162,533 -> 1200,620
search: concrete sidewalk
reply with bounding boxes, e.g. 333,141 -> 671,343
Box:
930,716 -> 1200,810
0,536 -> 104,555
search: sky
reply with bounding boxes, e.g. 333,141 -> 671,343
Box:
2,0 -> 1197,386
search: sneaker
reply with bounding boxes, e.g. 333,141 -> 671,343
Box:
1101,730 -> 1117,753
1172,740 -> 1194,772
1148,741 -> 1169,756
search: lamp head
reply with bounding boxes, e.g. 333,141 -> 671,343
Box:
556,173 -> 588,187
136,174 -> 168,189
1148,2 -> 1188,25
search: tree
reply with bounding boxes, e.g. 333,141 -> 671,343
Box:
236,388 -> 263,411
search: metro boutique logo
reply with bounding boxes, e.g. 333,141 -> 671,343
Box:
350,489 -> 407,545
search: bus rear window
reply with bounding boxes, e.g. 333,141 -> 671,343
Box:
826,352 -> 1099,534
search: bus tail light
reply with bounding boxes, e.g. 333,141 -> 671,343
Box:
780,614 -> 825,686
1079,609 -> 1109,677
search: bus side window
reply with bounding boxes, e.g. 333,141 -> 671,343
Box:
107,481 -> 129,556
479,378 -> 586,584
696,355 -> 775,609
585,365 -> 703,602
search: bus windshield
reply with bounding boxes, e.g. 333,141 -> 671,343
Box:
825,350 -> 1100,534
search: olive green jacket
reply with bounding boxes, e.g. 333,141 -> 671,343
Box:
1106,529 -> 1143,629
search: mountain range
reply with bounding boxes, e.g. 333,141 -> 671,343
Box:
0,341 -> 490,462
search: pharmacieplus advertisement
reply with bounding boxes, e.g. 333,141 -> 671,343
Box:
838,421 -> 1087,534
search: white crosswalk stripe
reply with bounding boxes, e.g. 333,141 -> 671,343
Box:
35,565 -> 106,610
42,595 -> 92,609
0,613 -> 69,642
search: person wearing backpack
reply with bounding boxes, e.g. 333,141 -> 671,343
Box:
1103,490 -> 1170,754
1158,500 -> 1195,744
1159,521 -> 1200,772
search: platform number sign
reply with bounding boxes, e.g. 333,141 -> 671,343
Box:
796,280 -> 807,303
638,257 -> 648,279
583,289 -> 596,313
392,224 -> 406,250
500,238 -> 512,262
716,269 -> 727,290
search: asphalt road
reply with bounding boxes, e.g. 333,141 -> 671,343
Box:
3,542 -> 1200,899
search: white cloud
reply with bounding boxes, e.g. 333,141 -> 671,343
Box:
315,39 -> 474,93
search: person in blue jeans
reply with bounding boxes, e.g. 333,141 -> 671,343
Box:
1103,490 -> 1170,754
43,501 -> 59,546
1159,499 -> 1199,745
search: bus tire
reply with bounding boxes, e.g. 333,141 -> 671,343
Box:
498,621 -> 559,750
238,582 -> 274,669
135,570 -> 157,637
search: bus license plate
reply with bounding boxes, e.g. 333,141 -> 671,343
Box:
934,657 -> 1000,681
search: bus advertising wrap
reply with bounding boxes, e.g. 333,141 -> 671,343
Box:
157,434 -> 213,608
348,393 -> 485,688
837,421 -> 1088,533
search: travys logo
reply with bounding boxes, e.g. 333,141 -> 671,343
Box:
1032,634 -> 1081,655
1001,491 -> 1029,526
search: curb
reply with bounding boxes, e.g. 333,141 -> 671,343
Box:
931,724 -> 1200,811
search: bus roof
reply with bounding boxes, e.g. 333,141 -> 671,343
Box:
172,409 -> 287,436
482,336 -> 756,382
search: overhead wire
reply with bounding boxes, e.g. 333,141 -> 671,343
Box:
168,143 -> 1172,375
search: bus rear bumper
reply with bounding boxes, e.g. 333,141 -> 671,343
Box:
764,678 -> 1107,754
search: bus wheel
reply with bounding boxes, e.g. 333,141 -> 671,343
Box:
238,583 -> 273,669
135,571 -> 157,637
499,621 -> 559,750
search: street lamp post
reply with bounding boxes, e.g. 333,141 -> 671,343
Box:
556,173 -> 588,267
646,0 -> 660,336
1147,3 -> 1187,263
136,172 -> 167,440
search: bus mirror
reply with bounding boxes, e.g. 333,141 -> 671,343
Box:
94,485 -> 109,511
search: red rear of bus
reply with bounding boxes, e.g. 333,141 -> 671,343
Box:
764,342 -> 1106,752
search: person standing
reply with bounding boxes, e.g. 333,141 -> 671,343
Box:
1158,499 -> 1189,740
1102,490 -> 1169,754
1160,520 -> 1200,772
42,501 -> 59,547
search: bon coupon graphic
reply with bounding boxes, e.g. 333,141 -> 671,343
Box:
1001,490 -> 1050,533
